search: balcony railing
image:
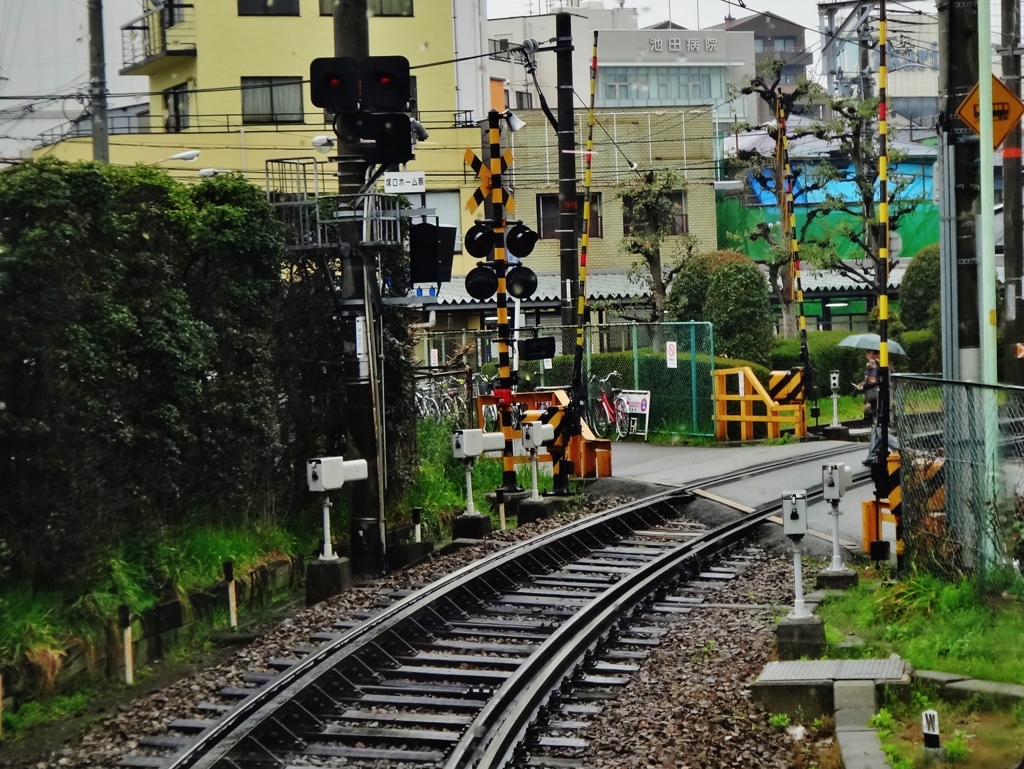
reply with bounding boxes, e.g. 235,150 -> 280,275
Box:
121,3 -> 196,75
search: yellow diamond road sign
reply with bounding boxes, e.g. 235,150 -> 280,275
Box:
955,75 -> 1024,149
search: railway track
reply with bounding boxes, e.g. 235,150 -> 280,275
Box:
121,446 -> 865,769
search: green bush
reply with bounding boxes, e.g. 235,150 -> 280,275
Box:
666,249 -> 748,321
703,260 -> 774,366
901,328 -> 940,374
899,244 -> 940,330
771,330 -> 868,396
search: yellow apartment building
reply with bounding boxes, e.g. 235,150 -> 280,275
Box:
34,0 -> 489,275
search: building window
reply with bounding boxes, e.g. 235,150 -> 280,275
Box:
241,77 -> 303,124
240,0 -> 299,14
515,91 -> 533,110
774,37 -> 796,52
504,89 -> 510,110
623,191 -> 687,236
598,66 -> 727,107
754,38 -> 764,54
163,0 -> 187,26
537,193 -> 602,239
164,83 -> 189,133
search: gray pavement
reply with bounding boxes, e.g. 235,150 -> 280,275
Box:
611,440 -> 884,559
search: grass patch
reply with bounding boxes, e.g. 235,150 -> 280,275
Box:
408,418 -> 560,538
809,394 -> 865,423
0,689 -> 94,741
820,573 -> 1024,685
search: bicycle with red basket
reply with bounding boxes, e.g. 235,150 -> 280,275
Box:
588,371 -> 630,439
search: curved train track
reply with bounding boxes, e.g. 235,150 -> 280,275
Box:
122,446 -> 866,769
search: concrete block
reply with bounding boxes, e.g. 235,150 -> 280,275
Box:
815,568 -> 859,590
834,707 -> 876,732
485,489 -> 531,518
834,680 -> 877,711
517,496 -> 570,524
305,557 -> 352,607
838,729 -> 887,769
751,680 -> 834,721
913,669 -> 968,686
388,541 -> 434,571
775,614 -> 826,661
822,425 -> 851,441
943,678 -> 1024,708
452,513 -> 492,540
437,538 -> 489,556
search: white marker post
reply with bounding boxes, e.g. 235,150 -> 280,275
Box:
224,560 -> 237,629
921,712 -> 942,761
452,430 -> 504,516
120,604 -> 134,685
413,506 -> 422,543
522,421 -> 554,503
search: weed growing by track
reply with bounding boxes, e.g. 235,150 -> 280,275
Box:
819,573 -> 1024,684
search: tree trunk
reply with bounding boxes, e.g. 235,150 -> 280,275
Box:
769,262 -> 798,338
648,247 -> 665,323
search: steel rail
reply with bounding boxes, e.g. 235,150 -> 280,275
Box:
161,443 -> 864,769
454,470 -> 871,769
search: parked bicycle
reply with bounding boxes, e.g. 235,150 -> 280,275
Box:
588,371 -> 630,439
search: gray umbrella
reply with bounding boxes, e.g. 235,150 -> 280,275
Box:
838,333 -> 907,355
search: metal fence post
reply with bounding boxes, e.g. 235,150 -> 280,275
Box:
631,323 -> 639,389
690,323 -> 698,434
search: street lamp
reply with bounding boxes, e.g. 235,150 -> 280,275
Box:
197,168 -> 232,177
149,149 -> 201,165
311,135 -> 335,154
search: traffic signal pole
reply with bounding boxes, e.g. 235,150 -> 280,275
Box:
1002,0 -> 1023,384
488,110 -> 519,493
556,13 -> 579,327
332,0 -> 386,575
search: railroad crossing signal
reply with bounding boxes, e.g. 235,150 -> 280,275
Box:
464,147 -> 516,214
955,75 -> 1024,149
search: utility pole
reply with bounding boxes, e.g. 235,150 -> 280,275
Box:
1002,0 -> 1023,384
333,0 -> 386,576
937,0 -> 980,379
555,12 -> 579,326
87,0 -> 109,163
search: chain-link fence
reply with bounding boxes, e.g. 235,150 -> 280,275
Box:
894,374 -> 1024,595
413,322 -> 715,438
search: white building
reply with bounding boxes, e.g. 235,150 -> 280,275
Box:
487,6 -> 756,162
0,0 -> 146,161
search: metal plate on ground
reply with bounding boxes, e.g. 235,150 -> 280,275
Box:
758,658 -> 905,682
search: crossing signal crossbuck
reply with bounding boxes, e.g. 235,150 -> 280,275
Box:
310,56 -> 414,168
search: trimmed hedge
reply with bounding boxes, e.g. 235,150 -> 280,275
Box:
902,328 -> 940,374
770,330 -> 871,396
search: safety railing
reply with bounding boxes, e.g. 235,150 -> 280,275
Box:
121,4 -> 196,72
713,367 -> 806,441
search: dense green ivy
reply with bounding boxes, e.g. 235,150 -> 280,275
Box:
0,159 -> 418,590
899,245 -> 940,331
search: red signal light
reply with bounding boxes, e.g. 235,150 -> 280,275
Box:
379,75 -> 392,88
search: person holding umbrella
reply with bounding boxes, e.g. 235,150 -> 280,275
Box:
839,333 -> 906,423
855,349 -> 880,421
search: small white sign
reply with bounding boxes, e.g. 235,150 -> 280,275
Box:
666,341 -> 678,369
621,390 -> 651,414
544,358 -> 553,370
429,348 -> 439,367
384,171 -> 426,193
355,316 -> 366,357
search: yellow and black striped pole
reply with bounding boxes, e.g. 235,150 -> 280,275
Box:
876,0 -> 898,567
572,33 -> 598,419
488,109 -> 517,492
779,100 -> 815,403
